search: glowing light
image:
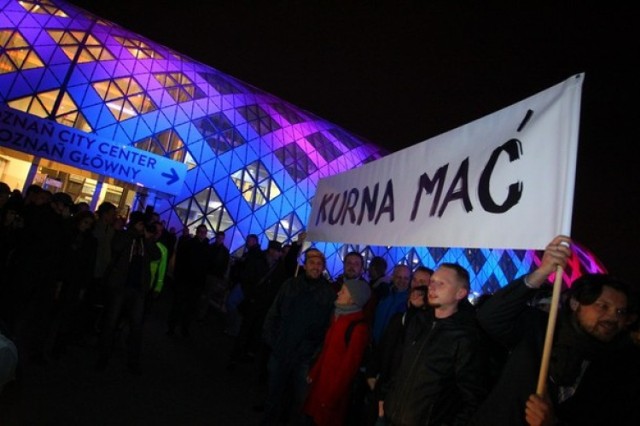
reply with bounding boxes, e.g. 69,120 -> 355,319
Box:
0,0 -> 606,292
106,101 -> 136,117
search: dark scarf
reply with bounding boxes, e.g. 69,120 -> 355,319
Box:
549,313 -> 609,386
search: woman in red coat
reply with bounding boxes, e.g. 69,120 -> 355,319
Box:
304,279 -> 372,426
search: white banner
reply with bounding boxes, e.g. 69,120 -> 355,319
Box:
307,74 -> 583,250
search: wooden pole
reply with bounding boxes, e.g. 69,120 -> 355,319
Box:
294,231 -> 306,278
536,265 -> 564,396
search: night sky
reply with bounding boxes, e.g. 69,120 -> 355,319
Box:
68,1 -> 638,285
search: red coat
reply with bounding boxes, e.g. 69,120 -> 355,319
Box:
304,310 -> 370,426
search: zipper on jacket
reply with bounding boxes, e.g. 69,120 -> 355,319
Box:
393,320 -> 438,423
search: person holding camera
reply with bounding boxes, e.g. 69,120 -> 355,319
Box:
364,266 -> 432,425
380,264 -> 489,425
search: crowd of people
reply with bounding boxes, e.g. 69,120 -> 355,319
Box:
1,180 -> 639,425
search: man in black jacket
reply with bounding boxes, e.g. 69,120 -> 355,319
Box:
383,263 -> 489,425
167,224 -> 209,337
96,211 -> 160,374
364,266 -> 432,425
225,234 -> 266,336
198,230 -> 230,319
472,235 -> 638,426
228,234 -> 302,368
261,248 -> 336,425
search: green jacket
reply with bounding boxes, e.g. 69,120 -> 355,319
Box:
149,241 -> 168,293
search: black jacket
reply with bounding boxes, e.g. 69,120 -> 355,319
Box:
207,242 -> 230,279
263,273 -> 336,365
384,307 -> 489,425
233,245 -> 268,296
367,306 -> 424,401
174,236 -> 210,289
105,229 -> 160,292
241,241 -> 302,320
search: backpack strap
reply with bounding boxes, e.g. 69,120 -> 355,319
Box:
345,318 -> 368,347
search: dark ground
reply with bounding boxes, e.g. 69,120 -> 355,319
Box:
0,292 -> 266,425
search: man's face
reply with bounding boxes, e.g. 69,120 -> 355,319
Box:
411,270 -> 431,288
305,251 -> 325,280
246,236 -> 258,248
428,266 -> 466,310
52,201 -> 71,217
343,255 -> 363,279
78,217 -> 94,233
144,226 -> 156,240
133,221 -> 145,235
196,226 -> 208,240
215,233 -> 225,245
268,248 -> 282,260
409,270 -> 431,308
35,192 -> 50,206
573,286 -> 628,342
392,265 -> 411,292
103,208 -> 117,225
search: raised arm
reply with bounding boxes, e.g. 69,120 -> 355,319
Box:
283,231 -> 306,276
523,235 -> 572,289
476,235 -> 572,346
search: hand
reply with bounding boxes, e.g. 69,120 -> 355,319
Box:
367,377 -> 377,391
525,393 -> 556,426
306,375 -> 312,384
297,231 -> 307,245
526,235 -> 571,288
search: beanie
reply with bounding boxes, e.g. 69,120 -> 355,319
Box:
343,279 -> 371,309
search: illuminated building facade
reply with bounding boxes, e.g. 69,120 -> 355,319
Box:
0,0 -> 604,292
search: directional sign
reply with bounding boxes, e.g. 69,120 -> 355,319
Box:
0,105 -> 187,196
